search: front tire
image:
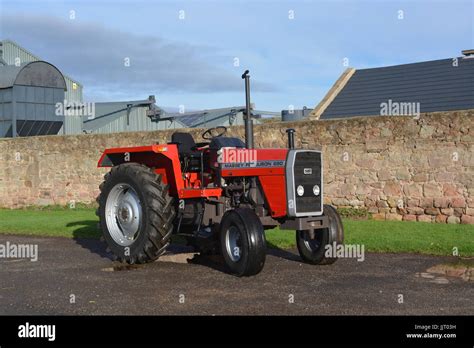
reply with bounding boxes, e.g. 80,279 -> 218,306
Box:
219,208 -> 266,276
98,163 -> 175,264
296,205 -> 344,265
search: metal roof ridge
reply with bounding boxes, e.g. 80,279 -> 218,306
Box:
355,56 -> 468,72
1,39 -> 83,87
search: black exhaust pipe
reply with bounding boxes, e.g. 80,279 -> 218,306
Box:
242,70 -> 254,149
286,128 -> 295,149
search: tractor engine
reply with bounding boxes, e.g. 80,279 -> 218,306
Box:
222,177 -> 250,207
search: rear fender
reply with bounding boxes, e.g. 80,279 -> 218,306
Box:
98,144 -> 183,195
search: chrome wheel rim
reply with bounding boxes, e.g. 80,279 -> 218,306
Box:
105,183 -> 142,246
225,226 -> 241,262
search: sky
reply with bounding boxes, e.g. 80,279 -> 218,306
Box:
0,0 -> 473,111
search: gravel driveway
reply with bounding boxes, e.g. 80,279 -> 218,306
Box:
0,235 -> 472,315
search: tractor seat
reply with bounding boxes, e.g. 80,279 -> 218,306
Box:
171,132 -> 202,172
209,137 -> 245,150
171,132 -> 200,156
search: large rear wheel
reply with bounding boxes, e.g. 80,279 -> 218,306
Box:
97,163 -> 175,264
296,205 -> 344,265
219,208 -> 266,276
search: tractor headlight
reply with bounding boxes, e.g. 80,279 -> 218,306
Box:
296,185 -> 304,196
313,184 -> 320,196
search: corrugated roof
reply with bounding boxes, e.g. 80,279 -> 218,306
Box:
0,61 -> 67,89
166,106 -> 245,127
1,39 -> 83,88
79,99 -> 187,134
320,56 -> 474,119
0,64 -> 22,88
82,99 -> 161,129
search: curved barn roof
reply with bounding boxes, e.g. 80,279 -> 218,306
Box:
0,61 -> 67,90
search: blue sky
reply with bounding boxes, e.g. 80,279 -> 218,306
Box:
1,0 -> 473,111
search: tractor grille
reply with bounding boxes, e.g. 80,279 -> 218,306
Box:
286,150 -> 323,217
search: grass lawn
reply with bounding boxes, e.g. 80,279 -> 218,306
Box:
0,207 -> 99,238
267,220 -> 474,256
0,207 -> 473,257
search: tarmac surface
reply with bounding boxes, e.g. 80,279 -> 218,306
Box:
0,235 -> 472,315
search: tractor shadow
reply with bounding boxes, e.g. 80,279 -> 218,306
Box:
68,220 -> 302,273
67,221 -> 229,270
187,253 -> 228,273
69,220 -> 112,260
266,245 -> 301,262
188,243 -> 302,274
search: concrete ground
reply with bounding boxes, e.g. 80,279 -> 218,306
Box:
0,235 -> 472,315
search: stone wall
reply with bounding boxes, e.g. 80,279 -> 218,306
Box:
0,109 -> 473,224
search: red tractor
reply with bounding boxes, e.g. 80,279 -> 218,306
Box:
97,70 -> 344,276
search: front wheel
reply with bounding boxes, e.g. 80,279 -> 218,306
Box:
219,208 -> 266,276
296,205 -> 344,265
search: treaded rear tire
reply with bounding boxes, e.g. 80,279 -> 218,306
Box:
97,163 -> 175,264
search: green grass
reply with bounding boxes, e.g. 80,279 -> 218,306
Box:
0,207 -> 473,256
0,207 -> 99,238
267,220 -> 474,256
3,203 -> 97,211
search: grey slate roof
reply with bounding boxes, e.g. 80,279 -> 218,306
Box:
320,56 -> 474,119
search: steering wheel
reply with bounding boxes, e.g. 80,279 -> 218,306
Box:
202,126 -> 227,140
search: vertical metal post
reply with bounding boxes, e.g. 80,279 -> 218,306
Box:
286,128 -> 295,149
126,104 -> 132,127
241,70 -> 254,149
12,89 -> 17,138
241,70 -> 257,205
